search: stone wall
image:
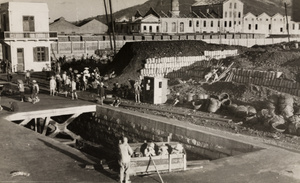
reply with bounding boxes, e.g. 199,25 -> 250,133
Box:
69,106 -> 259,160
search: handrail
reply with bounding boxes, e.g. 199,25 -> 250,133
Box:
0,31 -> 57,39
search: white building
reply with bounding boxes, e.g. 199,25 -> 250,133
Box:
0,2 -> 57,73
115,0 -> 300,37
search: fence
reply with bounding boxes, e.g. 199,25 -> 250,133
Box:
50,37 -> 300,59
230,68 -> 300,97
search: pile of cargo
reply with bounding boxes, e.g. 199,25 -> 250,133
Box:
140,49 -> 238,78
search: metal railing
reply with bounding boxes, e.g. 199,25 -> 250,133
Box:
0,31 -> 57,39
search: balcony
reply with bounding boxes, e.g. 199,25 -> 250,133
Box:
0,31 -> 58,41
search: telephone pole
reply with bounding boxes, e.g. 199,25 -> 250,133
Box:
108,0 -> 117,55
103,0 -> 113,51
285,2 -> 290,42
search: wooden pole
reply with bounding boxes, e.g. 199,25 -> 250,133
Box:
285,2 -> 290,42
103,0 -> 113,51
150,156 -> 164,183
108,0 -> 117,55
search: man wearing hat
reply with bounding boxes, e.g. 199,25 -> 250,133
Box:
31,80 -> 39,104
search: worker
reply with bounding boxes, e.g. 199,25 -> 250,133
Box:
134,80 -> 141,103
171,143 -> 184,154
118,137 -> 133,183
144,142 -> 156,157
173,93 -> 180,106
158,143 -> 169,156
31,80 -> 39,104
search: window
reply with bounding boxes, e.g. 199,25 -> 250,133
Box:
180,22 -> 184,32
23,16 -> 35,32
33,47 -> 49,62
229,12 -> 232,18
159,82 -> 162,88
218,21 -> 220,27
280,27 -> 283,32
248,24 -> 251,30
211,21 -> 213,27
196,20 -> 199,27
144,26 -> 147,30
293,24 -> 295,30
233,12 -> 236,18
234,3 -> 237,9
238,12 -> 241,18
225,12 -> 227,18
234,21 -> 236,25
229,3 -> 232,8
255,24 -> 258,30
203,20 -> 206,27
149,26 -> 152,33
172,22 -> 176,32
245,18 -> 248,21
266,19 -> 269,21
157,26 -> 159,32
189,20 -> 192,27
269,24 -> 271,30
229,21 -> 232,27
164,22 -> 168,32
224,21 -> 227,27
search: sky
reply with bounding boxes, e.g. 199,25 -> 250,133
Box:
0,0 -> 149,22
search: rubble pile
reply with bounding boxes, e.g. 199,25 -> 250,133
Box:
106,40 -> 300,143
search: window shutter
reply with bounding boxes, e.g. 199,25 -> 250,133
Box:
33,47 -> 37,61
45,47 -> 49,61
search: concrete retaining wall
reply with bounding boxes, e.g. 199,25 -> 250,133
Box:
69,106 -> 259,160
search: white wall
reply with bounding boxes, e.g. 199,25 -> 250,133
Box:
7,2 -> 49,32
9,41 -> 51,72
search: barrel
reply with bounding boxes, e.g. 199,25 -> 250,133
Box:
198,93 -> 209,99
235,105 -> 248,118
218,93 -> 229,101
187,93 -> 194,102
207,98 -> 221,113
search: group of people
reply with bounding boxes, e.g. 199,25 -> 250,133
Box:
50,67 -> 106,100
16,75 -> 40,104
112,79 -> 143,104
118,137 -> 185,183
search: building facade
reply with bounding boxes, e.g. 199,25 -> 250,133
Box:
115,0 -> 300,36
0,2 -> 57,72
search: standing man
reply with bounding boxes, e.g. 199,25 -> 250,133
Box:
49,76 -> 57,96
118,137 -> 133,183
134,80 -> 141,103
31,80 -> 39,104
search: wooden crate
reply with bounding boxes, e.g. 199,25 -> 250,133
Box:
129,142 -> 186,174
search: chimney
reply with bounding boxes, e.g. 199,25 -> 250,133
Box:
171,0 -> 180,17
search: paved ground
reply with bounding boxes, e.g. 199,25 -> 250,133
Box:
1,79 -> 300,182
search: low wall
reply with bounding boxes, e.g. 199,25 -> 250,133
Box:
69,106 -> 260,160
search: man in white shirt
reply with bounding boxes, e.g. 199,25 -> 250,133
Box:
118,137 -> 133,183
